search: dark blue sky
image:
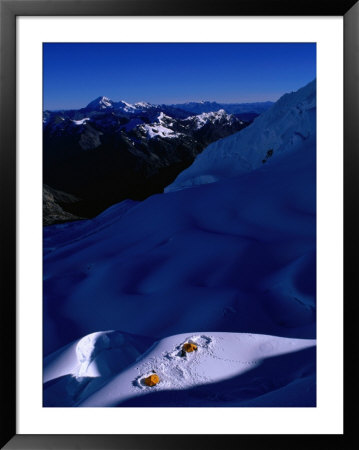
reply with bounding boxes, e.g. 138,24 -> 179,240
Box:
43,43 -> 316,110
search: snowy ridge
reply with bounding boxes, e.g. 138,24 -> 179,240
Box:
134,101 -> 152,109
115,100 -> 139,113
165,80 -> 316,191
85,97 -> 157,114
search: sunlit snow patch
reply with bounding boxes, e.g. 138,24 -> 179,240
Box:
73,332 -> 316,407
72,118 -> 90,126
141,123 -> 181,139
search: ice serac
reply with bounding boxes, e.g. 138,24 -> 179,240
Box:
165,80 -> 316,192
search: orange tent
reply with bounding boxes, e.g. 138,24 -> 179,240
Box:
182,343 -> 198,353
144,374 -> 160,386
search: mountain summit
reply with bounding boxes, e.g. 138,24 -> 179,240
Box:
86,96 -> 114,111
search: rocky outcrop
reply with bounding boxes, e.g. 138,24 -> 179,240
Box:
43,185 -> 83,226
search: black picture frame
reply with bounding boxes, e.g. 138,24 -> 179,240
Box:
1,0 -> 357,448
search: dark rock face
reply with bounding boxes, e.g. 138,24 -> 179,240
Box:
43,185 -> 82,226
43,105 -> 251,220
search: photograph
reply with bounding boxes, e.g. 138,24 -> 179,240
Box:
1,0 -> 356,445
42,42 -> 317,408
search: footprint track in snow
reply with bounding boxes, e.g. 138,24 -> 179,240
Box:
133,335 -> 214,390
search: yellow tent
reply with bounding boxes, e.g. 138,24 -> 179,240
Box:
182,343 -> 198,353
144,374 -> 160,386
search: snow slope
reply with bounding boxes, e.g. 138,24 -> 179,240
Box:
165,80 -> 316,191
43,141 -> 316,406
43,80 -> 316,407
44,331 -> 315,407
44,141 -> 316,353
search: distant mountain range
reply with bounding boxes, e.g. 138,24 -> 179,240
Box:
169,100 -> 274,117
44,98 -> 273,120
43,98 -> 273,224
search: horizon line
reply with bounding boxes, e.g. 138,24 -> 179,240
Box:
44,98 -> 276,112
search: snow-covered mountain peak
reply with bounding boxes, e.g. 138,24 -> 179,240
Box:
185,109 -> 236,130
134,101 -> 153,109
85,98 -> 157,114
166,80 -> 316,191
157,111 -> 173,123
198,109 -> 227,118
86,96 -> 114,110
114,100 -> 156,113
139,112 -> 181,140
101,96 -> 112,104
